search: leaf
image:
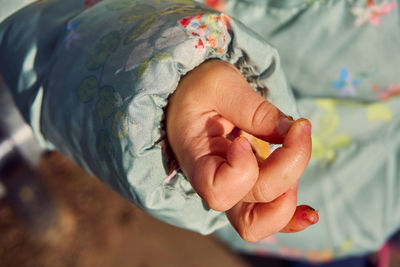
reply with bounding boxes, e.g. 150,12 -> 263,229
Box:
112,110 -> 129,139
124,15 -> 158,44
160,4 -> 201,16
77,76 -> 98,103
138,59 -> 151,79
166,0 -> 194,4
119,4 -> 156,24
96,86 -> 116,120
100,31 -> 122,53
106,0 -> 137,10
86,43 -> 109,70
125,42 -> 154,71
86,31 -> 121,70
153,52 -> 171,61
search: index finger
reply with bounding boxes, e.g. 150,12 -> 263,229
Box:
210,62 -> 295,144
243,118 -> 312,203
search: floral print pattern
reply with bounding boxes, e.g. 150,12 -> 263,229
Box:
311,99 -> 351,162
331,68 -> 361,96
73,0 -> 233,162
204,0 -> 226,11
63,20 -> 81,49
178,13 -> 231,54
351,0 -> 396,26
375,83 -> 400,101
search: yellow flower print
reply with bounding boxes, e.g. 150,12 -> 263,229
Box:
112,110 -> 129,139
366,103 -> 392,122
311,99 -> 351,162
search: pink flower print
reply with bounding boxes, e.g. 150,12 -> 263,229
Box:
206,35 -> 218,49
178,13 -> 231,54
205,0 -> 226,11
195,38 -> 205,49
351,0 -> 396,26
179,14 -> 204,29
376,83 -> 400,100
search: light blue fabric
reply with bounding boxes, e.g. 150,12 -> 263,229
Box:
0,0 -> 296,235
1,0 -> 399,262
0,0 -> 33,23
214,0 -> 400,262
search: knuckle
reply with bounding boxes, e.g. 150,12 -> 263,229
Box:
236,204 -> 262,242
239,229 -> 260,243
202,192 -> 232,212
251,101 -> 276,130
252,182 -> 275,202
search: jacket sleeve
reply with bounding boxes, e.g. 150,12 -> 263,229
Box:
0,0 -> 298,234
0,0 -> 33,23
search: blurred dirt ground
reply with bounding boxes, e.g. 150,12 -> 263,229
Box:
0,152 -> 249,267
2,152 -> 400,267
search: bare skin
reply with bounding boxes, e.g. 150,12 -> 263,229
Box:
166,60 -> 315,242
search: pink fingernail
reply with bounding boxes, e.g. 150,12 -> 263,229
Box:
277,116 -> 295,136
300,119 -> 312,136
237,137 -> 252,151
301,206 -> 319,224
280,205 -> 319,233
307,210 -> 319,225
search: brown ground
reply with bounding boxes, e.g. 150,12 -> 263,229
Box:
0,152 -> 249,267
2,152 -> 400,267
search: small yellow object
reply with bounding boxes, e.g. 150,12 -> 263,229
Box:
240,131 -> 270,162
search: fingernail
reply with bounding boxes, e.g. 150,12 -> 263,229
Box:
280,205 -> 319,233
307,211 -> 319,224
304,206 -> 319,224
296,205 -> 319,224
237,137 -> 252,151
298,118 -> 312,136
277,116 -> 295,136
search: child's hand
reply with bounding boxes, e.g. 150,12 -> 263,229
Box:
166,60 -> 315,242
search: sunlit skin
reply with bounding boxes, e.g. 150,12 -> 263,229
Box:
166,60 -> 316,242
281,205 -> 319,233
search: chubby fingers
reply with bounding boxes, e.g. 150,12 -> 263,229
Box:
166,60 -> 311,212
243,119 -> 312,203
206,61 -> 311,203
226,181 -> 298,242
191,136 -> 259,211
